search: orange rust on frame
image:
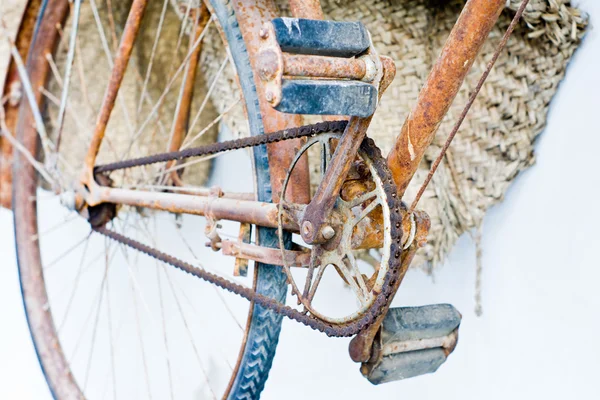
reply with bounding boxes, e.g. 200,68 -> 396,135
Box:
83,0 -> 149,176
232,0 -> 310,204
95,186 -> 301,231
12,1 -> 82,397
167,4 -> 210,184
0,0 -> 42,209
387,0 -> 505,197
222,239 -> 311,268
288,0 -> 324,20
283,53 -> 367,80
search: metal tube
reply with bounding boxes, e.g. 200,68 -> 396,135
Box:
283,53 -> 367,80
387,0 -> 505,197
83,0 -> 149,174
167,4 -> 210,183
96,187 -> 300,231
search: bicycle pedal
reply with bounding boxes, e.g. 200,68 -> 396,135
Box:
271,18 -> 370,57
277,79 -> 377,117
362,304 -> 461,384
258,18 -> 380,117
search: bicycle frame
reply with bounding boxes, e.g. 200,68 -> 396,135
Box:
69,0 -> 505,247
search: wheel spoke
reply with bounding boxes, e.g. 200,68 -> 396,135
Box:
2,29 -> 55,163
131,276 -> 154,400
335,257 -> 368,306
302,251 -> 319,299
105,272 -> 117,400
307,263 -> 328,303
181,95 -> 240,150
30,212 -> 78,242
46,53 -> 64,87
42,233 -> 91,271
130,16 -> 214,151
161,264 -> 218,400
155,260 -> 175,400
82,237 -> 111,391
345,253 -> 370,301
53,0 -> 82,150
56,236 -> 90,332
185,56 -> 229,146
0,120 -> 56,185
137,0 -> 171,114
347,189 -> 378,208
351,197 -> 381,227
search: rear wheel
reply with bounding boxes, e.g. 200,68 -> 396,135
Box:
12,0 -> 287,398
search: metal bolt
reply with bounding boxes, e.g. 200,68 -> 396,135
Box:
265,91 -> 274,103
321,225 -> 335,240
259,28 -> 269,39
302,220 -> 313,237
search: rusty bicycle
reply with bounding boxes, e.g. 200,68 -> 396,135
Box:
4,0 -> 528,398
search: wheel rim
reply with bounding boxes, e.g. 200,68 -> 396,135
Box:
12,1 -> 283,398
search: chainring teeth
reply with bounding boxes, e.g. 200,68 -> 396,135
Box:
277,132 -> 403,332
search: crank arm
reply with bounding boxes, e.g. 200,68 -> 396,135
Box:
300,116 -> 373,244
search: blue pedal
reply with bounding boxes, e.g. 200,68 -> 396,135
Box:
362,304 -> 461,384
259,18 -> 379,117
272,18 -> 370,58
275,79 -> 378,117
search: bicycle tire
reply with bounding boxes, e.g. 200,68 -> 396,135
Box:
12,0 -> 288,398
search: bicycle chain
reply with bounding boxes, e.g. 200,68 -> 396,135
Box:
94,120 -> 348,173
92,120 -> 404,337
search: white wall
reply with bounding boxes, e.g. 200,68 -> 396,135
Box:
1,1 -> 600,398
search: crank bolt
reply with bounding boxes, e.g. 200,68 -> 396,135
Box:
321,226 -> 335,240
302,221 -> 313,237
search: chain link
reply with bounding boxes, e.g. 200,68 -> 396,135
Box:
94,120 -> 348,173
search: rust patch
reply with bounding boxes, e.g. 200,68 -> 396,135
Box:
231,0 -> 310,204
288,0 -> 324,20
